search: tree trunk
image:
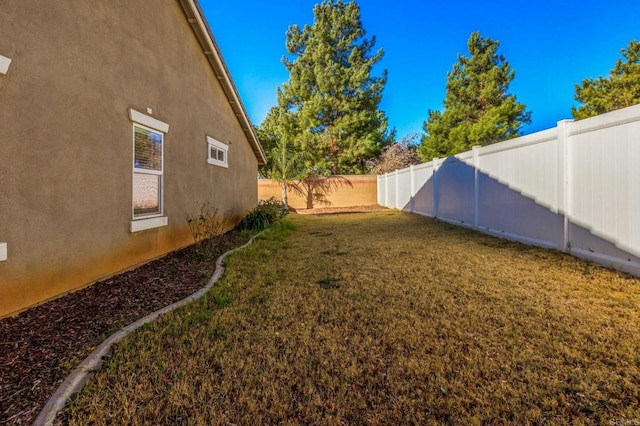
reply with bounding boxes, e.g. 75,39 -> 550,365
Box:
281,184 -> 288,211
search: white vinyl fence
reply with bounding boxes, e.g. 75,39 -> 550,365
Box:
379,104 -> 640,276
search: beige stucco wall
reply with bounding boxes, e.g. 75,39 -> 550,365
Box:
0,1 -> 260,317
258,176 -> 378,210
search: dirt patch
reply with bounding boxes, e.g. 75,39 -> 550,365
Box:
0,229 -> 251,425
294,204 -> 387,215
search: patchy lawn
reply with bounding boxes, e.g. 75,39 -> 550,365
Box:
60,211 -> 640,424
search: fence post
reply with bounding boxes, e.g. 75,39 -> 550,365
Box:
410,165 -> 415,212
433,157 -> 440,218
472,146 -> 481,230
384,173 -> 389,208
556,119 -> 573,252
394,170 -> 400,210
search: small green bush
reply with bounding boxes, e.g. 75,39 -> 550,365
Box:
241,197 -> 287,231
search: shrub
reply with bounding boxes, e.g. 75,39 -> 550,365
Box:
241,197 -> 287,231
186,201 -> 231,256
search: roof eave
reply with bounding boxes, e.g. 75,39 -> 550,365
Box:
178,0 -> 267,165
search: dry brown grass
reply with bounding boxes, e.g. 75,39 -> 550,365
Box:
60,211 -> 640,425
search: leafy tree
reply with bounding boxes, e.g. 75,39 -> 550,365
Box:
257,106 -> 308,209
269,138 -> 308,209
367,133 -> 421,174
418,32 -> 531,161
572,40 -> 640,120
257,105 -> 353,210
270,0 -> 389,174
256,105 -> 298,176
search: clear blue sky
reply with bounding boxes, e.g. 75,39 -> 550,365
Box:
200,0 -> 639,139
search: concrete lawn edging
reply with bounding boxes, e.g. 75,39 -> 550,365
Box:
32,235 -> 258,426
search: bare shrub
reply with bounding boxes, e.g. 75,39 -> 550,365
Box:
186,201 -> 232,256
367,133 -> 421,174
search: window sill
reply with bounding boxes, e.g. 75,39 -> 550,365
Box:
207,159 -> 228,168
130,216 -> 168,233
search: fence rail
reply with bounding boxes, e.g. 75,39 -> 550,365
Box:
378,104 -> 640,276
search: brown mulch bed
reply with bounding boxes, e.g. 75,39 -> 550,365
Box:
0,229 -> 251,425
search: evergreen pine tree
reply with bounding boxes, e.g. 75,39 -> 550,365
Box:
268,0 -> 389,174
418,32 -> 531,161
572,40 -> 640,120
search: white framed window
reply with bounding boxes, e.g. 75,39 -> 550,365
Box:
207,136 -> 228,168
129,109 -> 169,232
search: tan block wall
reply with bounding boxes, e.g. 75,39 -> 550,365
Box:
258,175 -> 378,210
0,1 -> 259,317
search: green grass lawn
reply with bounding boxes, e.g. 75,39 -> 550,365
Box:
61,211 -> 640,425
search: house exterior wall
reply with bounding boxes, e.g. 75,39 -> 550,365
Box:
0,1 -> 260,317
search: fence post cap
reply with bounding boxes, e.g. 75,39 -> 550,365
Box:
557,119 -> 574,125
